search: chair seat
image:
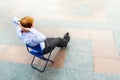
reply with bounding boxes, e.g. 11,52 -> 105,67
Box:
30,50 -> 43,58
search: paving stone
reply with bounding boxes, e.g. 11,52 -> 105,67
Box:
0,0 -> 120,80
94,57 -> 120,74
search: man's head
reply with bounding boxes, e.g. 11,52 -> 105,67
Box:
20,16 -> 33,28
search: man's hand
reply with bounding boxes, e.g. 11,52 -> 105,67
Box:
21,27 -> 30,32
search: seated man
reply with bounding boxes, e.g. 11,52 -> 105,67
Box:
12,16 -> 70,54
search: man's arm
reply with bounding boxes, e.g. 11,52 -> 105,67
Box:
13,16 -> 30,32
12,16 -> 20,28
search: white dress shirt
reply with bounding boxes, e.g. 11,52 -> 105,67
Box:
12,16 -> 46,51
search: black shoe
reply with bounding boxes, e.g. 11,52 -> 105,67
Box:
61,32 -> 70,48
63,32 -> 70,42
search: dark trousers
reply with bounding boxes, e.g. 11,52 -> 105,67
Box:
43,37 -> 67,54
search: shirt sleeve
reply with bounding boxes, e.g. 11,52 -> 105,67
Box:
29,28 -> 46,43
12,16 -> 20,29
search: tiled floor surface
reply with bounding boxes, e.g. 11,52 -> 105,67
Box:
0,0 -> 120,80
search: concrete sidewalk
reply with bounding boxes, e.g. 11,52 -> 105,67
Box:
0,0 -> 120,80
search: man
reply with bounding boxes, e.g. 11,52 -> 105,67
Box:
13,16 -> 70,54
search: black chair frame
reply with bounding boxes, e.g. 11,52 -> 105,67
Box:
27,47 -> 54,72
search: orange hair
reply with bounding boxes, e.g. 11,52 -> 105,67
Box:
20,16 -> 33,28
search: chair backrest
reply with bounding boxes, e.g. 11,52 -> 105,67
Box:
26,44 -> 42,52
26,44 -> 44,58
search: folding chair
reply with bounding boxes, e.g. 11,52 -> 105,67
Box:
26,44 -> 54,72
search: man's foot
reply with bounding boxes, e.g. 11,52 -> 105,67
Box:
63,32 -> 70,42
62,32 -> 70,48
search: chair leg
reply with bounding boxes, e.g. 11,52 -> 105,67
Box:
42,57 -> 54,63
31,51 -> 54,72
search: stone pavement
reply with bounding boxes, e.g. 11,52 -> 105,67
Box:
0,0 -> 120,80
